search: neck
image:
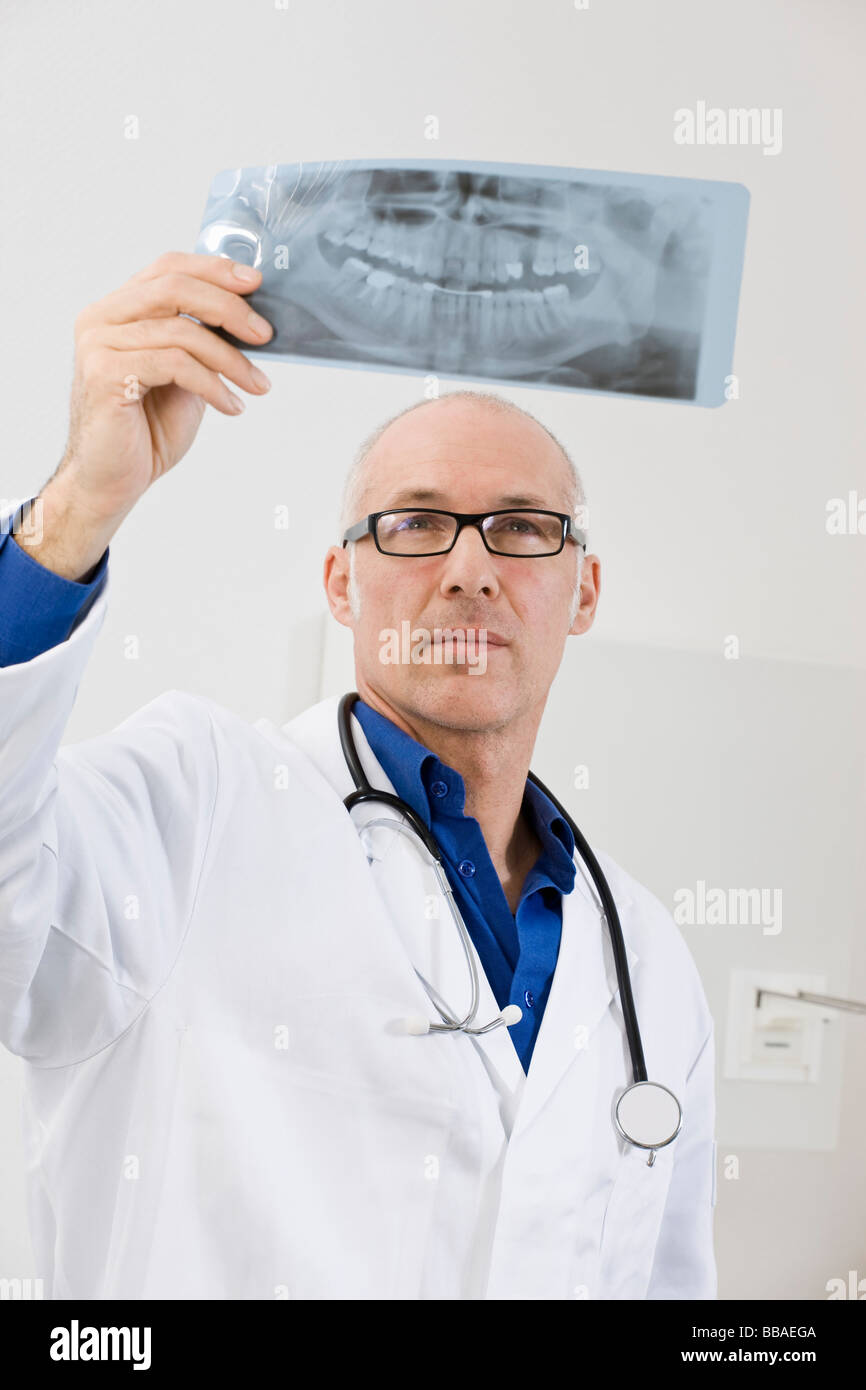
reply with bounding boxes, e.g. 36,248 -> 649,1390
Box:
356,683 -> 546,910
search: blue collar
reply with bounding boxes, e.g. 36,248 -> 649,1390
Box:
352,698 -> 576,896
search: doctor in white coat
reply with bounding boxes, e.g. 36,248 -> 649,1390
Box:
0,251 -> 716,1301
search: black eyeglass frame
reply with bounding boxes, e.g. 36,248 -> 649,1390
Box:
341,508 -> 587,557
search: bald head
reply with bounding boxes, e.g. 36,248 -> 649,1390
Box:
338,390 -> 586,541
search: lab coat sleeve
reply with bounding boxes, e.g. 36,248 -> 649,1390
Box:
645,1022 -> 718,1300
0,579 -> 219,1068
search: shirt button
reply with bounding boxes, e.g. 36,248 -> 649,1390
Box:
430,780 -> 449,798
523,989 -> 535,1009
458,860 -> 476,878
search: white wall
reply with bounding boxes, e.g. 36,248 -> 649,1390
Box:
1,0 -> 863,1299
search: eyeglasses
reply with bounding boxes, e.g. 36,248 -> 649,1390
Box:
342,508 -> 587,558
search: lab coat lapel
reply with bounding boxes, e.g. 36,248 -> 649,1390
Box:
513,862 -> 640,1137
279,697 -> 527,1101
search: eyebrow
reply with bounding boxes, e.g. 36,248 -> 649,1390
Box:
383,487 -> 554,510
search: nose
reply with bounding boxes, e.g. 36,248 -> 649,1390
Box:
437,523 -> 501,600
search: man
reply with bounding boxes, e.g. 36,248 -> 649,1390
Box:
0,252 -> 716,1300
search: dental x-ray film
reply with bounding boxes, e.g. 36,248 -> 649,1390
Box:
194,159 -> 749,406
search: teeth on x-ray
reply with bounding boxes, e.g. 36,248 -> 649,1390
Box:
196,161 -> 747,402
332,248 -> 589,345
320,218 -> 601,349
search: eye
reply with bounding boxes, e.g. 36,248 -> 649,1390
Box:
490,515 -> 542,535
383,511 -> 451,536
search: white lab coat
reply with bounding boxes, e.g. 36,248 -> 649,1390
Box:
0,581 -> 717,1300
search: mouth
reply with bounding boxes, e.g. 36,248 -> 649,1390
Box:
428,629 -> 509,647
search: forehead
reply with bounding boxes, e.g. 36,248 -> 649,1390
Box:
360,402 -> 571,508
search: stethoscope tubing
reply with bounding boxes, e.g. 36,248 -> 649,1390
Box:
524,768 -> 647,1084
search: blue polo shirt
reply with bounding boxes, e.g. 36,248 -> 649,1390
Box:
0,507 -> 576,1069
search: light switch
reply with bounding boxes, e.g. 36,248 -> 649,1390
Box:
724,969 -> 830,1083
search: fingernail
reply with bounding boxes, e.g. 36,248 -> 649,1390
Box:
233,262 -> 259,282
250,367 -> 271,391
248,310 -> 272,338
228,393 -> 245,414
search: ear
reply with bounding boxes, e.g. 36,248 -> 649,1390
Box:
569,552 -> 601,636
323,545 -> 355,628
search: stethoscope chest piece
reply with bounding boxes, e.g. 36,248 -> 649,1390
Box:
614,1080 -> 683,1166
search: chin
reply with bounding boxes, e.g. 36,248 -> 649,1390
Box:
402,669 -> 519,730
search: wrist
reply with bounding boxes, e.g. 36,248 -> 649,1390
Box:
11,478 -> 119,583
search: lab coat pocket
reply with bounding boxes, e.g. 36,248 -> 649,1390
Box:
278,1062 -> 461,1298
266,991 -> 467,1299
596,1140 -> 677,1298
139,1002 -> 464,1299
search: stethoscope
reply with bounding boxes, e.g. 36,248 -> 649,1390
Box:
338,692 -> 682,1164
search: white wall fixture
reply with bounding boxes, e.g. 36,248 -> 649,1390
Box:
724,969 -> 834,1084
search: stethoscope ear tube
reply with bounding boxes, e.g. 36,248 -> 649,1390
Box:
343,785 -> 443,863
339,693 -> 446,862
338,692 -> 371,793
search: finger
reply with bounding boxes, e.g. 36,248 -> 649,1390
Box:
76,269 -> 273,345
86,344 -> 247,416
127,250 -> 261,291
99,316 -> 271,395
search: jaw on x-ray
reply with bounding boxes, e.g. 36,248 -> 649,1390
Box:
195,159 -> 749,406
